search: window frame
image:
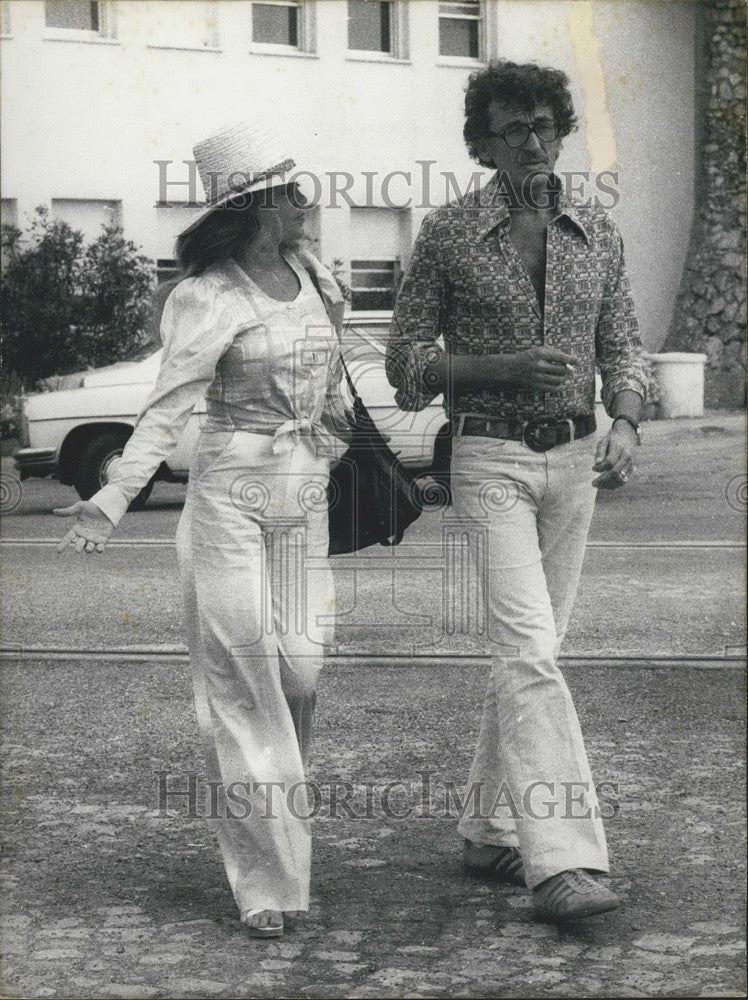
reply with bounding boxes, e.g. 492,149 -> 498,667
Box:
348,205 -> 410,316
156,259 -> 180,285
147,0 -> 221,53
350,257 -> 402,314
249,0 -> 317,58
437,0 -> 485,66
346,0 -> 409,64
50,198 -> 123,241
43,0 -> 118,44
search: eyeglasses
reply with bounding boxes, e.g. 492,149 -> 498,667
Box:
489,119 -> 561,148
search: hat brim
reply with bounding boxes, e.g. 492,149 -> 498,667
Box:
177,172 -> 292,240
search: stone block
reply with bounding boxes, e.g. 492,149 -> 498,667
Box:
633,933 -> 698,954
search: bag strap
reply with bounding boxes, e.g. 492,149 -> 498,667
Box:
305,265 -> 361,403
337,342 -> 360,403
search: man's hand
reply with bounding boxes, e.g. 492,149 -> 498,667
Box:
592,422 -> 637,490
502,347 -> 581,392
54,500 -> 116,554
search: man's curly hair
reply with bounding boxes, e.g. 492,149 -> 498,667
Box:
464,59 -> 578,167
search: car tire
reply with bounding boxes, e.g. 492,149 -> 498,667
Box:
74,431 -> 154,512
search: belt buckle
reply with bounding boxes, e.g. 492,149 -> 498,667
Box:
522,417 -> 558,452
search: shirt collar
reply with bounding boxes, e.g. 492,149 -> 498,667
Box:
474,172 -> 590,244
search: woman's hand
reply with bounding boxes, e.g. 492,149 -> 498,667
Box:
54,500 -> 116,554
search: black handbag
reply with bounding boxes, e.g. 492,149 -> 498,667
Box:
303,262 -> 443,555
327,355 -> 425,556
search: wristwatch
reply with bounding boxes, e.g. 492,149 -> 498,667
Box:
612,415 -> 643,445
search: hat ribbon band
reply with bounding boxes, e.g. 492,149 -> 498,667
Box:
205,157 -> 296,205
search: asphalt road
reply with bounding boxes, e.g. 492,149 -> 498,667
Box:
1,413 -> 745,660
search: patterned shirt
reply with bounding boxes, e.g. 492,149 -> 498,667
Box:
385,173 -> 647,421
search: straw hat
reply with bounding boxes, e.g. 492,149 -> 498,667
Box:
178,120 -> 296,238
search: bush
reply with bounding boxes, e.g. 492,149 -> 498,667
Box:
1,207 -> 155,386
1,397 -> 20,441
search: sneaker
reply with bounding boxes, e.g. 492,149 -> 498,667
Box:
533,868 -> 620,923
463,839 -> 526,886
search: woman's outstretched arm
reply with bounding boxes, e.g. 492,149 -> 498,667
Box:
56,275 -> 240,551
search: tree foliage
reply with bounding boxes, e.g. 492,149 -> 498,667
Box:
1,207 -> 155,385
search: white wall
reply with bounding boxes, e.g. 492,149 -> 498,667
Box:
595,1 -> 697,351
481,0 -> 697,349
0,0 -> 696,347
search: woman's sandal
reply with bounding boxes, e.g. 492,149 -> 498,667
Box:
241,909 -> 284,939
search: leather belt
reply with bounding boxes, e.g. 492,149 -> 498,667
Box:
452,413 -> 596,452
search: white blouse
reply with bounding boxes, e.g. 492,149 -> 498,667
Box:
90,250 -> 347,528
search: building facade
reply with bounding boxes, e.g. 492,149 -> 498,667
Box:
2,0 -> 699,350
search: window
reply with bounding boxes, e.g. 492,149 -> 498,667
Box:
46,0 -> 99,31
156,259 -> 180,284
44,1 -> 116,40
51,199 -> 121,242
253,1 -> 297,45
250,0 -> 317,53
350,208 -> 408,312
348,1 -> 390,52
351,260 -> 400,311
147,0 -> 220,51
347,0 -> 408,60
250,0 -> 315,53
439,1 -> 482,60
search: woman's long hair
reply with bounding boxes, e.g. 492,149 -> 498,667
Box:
175,192 -> 263,277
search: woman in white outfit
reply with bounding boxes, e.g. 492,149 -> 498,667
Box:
55,122 -> 349,939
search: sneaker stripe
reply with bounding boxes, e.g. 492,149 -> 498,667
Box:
534,869 -> 620,922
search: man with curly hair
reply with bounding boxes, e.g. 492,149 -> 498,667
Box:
386,60 -> 647,923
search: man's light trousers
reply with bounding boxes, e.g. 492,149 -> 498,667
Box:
452,432 -> 609,888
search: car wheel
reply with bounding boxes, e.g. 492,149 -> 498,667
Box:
74,431 -> 154,511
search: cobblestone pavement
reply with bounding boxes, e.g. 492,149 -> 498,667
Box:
0,659 -> 745,999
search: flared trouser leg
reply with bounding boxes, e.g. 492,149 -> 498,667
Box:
453,435 -> 609,888
175,435 -> 333,915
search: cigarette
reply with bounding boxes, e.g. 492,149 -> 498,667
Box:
565,363 -> 575,372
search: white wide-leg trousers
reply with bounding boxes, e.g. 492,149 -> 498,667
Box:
175,430 -> 333,915
452,434 -> 609,888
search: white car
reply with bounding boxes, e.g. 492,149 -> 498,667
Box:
14,321 -> 450,510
